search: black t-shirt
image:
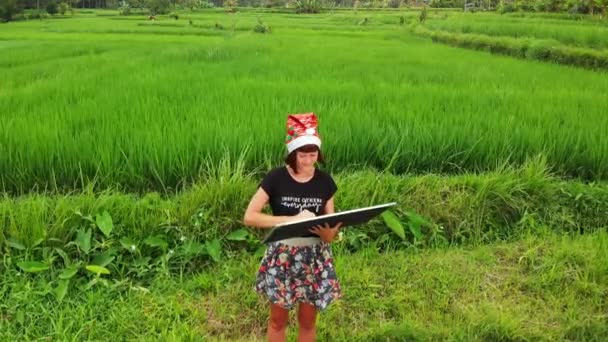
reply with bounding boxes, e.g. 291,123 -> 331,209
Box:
260,166 -> 337,217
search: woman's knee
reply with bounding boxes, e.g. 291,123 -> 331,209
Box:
297,303 -> 317,330
269,304 -> 289,330
269,316 -> 288,331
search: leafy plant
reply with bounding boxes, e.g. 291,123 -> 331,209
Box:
419,5 -> 427,23
295,0 -> 322,13
253,17 -> 272,34
224,0 -> 238,13
2,207 -> 250,299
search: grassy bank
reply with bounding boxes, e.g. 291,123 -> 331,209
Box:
1,230 -> 606,340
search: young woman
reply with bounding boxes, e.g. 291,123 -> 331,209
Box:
243,113 -> 342,342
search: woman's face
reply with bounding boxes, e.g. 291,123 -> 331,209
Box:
296,150 -> 318,170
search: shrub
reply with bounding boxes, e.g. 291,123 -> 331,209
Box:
253,17 -> 271,33
1,0 -> 23,22
118,1 -> 131,15
295,0 -> 322,13
46,1 -> 58,15
58,2 -> 71,15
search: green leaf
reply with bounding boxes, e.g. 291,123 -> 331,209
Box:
17,261 -> 49,273
381,211 -> 406,240
32,238 -> 45,247
75,209 -> 94,223
405,210 -> 432,227
54,247 -> 70,266
133,256 -> 151,267
144,235 -> 168,250
182,241 -> 206,256
131,286 -> 150,294
82,278 -> 98,291
76,228 -> 91,254
59,265 -> 80,279
254,245 -> 266,258
54,279 -> 69,302
85,265 -> 110,275
404,211 -> 430,240
95,211 -> 114,238
206,239 -> 222,262
120,237 -> 137,251
408,222 -> 423,241
226,229 -> 249,241
92,251 -> 115,267
6,238 -> 25,250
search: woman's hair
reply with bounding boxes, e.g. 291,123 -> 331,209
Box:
285,144 -> 325,174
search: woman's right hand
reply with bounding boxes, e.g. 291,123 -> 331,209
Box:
288,209 -> 315,222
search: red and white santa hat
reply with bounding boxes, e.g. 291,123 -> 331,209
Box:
285,112 -> 321,153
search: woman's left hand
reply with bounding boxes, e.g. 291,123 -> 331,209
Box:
309,222 -> 343,243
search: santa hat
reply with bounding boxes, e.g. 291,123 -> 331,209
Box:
285,113 -> 321,153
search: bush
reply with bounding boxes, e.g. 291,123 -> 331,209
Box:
199,0 -> 214,8
0,0 -> 23,22
27,11 -> 47,20
386,0 -> 401,8
497,0 -> 516,13
419,6 -> 427,23
14,12 -> 26,20
262,0 -> 286,7
515,0 -> 534,11
253,17 -> 271,33
58,2 -> 71,15
118,1 -> 131,15
46,1 -> 58,15
295,0 -> 322,13
147,0 -> 171,15
534,0 -> 562,12
223,0 -> 238,12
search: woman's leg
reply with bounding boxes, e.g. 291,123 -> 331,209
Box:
268,303 -> 289,342
297,302 -> 317,342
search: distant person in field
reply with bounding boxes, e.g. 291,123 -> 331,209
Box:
244,112 -> 343,342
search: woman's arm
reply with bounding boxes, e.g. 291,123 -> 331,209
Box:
243,188 -> 314,228
324,196 -> 335,215
243,188 -> 288,228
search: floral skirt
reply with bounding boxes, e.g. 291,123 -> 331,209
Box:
255,241 -> 341,311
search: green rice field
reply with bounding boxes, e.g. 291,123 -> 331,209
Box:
1,9 -> 607,193
425,12 -> 608,50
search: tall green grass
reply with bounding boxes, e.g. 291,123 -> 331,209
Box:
1,11 -> 607,192
2,159 -> 606,250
